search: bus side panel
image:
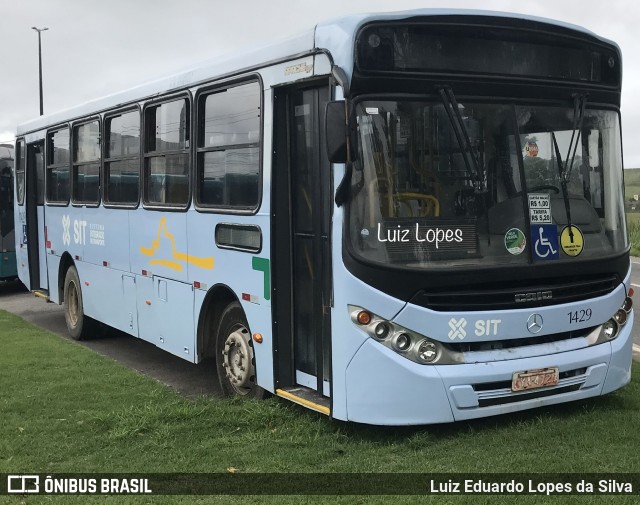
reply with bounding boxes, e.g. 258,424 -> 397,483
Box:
81,207 -> 130,271
122,275 -> 138,336
155,277 -> 195,360
14,205 -> 29,288
47,206 -> 84,275
43,205 -> 74,301
136,273 -> 196,361
130,211 -> 189,283
129,211 -> 196,360
185,210 -> 275,391
36,206 -> 48,290
76,260 -> 137,336
136,274 -> 156,343
46,253 -> 61,304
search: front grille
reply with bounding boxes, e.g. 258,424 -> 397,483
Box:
474,367 -> 588,408
411,274 -> 619,311
477,385 -> 582,407
447,327 -> 596,353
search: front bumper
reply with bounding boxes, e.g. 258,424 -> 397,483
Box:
344,311 -> 633,425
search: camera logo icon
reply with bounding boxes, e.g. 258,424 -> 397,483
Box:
7,475 -> 40,494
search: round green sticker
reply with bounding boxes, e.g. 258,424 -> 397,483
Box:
505,228 -> 526,255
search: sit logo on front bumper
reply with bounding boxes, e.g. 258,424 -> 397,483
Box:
448,318 -> 502,340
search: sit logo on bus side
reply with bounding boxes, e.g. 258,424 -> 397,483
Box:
62,215 -> 87,246
447,317 -> 502,340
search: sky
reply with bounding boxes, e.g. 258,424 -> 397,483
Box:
1,0 -> 639,165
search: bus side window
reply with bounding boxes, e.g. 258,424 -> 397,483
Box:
46,128 -> 70,204
143,98 -> 190,208
196,81 -> 261,211
72,120 -> 100,205
104,110 -> 140,206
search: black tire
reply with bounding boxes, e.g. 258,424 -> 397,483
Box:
63,266 -> 95,340
215,301 -> 268,399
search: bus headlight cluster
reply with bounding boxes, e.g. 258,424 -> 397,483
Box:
349,306 -> 461,365
599,296 -> 632,341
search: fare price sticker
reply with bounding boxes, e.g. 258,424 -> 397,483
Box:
528,193 -> 552,224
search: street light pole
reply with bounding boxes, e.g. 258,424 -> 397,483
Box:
31,26 -> 48,116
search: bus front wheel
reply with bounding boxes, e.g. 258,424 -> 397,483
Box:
63,266 -> 94,340
215,301 -> 267,399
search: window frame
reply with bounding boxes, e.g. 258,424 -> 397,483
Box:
194,76 -> 263,214
45,124 -> 71,206
71,116 -> 102,207
141,92 -> 192,211
103,105 -> 142,209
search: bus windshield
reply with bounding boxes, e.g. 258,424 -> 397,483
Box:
348,100 -> 626,269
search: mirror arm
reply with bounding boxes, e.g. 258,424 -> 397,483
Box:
331,65 -> 350,98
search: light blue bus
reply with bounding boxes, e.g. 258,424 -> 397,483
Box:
1,144 -> 17,280
15,9 -> 632,425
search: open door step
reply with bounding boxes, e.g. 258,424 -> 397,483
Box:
276,386 -> 330,415
32,289 -> 49,301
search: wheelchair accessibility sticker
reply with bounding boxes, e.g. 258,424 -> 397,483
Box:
531,224 -> 559,261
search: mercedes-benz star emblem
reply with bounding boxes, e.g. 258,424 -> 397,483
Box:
527,313 -> 543,334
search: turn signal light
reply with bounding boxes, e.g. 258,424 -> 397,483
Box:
252,333 -> 263,344
356,310 -> 372,325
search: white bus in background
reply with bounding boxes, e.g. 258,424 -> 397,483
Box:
15,9 -> 632,425
1,143 -> 17,280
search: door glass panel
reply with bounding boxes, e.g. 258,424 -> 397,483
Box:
290,86 -> 331,390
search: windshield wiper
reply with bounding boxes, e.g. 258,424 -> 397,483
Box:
437,86 -> 482,187
562,93 -> 588,183
551,131 -> 575,241
551,93 -> 588,243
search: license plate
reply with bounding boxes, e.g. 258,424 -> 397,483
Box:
512,367 -> 559,392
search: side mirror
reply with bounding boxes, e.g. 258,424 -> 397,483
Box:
325,101 -> 348,163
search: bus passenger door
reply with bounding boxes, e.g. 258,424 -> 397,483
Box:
25,141 -> 47,291
273,82 -> 332,403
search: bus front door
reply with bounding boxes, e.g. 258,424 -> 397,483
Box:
25,141 -> 47,291
273,82 -> 332,403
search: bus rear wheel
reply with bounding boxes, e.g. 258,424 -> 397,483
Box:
216,301 -> 267,399
63,266 -> 95,340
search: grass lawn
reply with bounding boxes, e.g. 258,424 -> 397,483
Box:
1,309 -> 639,504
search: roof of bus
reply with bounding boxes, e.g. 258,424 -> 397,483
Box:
17,8 -> 615,136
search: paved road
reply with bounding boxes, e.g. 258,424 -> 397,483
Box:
0,263 -> 638,397
0,280 -> 219,397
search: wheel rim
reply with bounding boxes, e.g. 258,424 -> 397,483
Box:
67,281 -> 79,327
221,324 -> 255,395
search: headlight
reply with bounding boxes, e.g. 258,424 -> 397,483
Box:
374,322 -> 390,340
349,305 -> 462,365
393,333 -> 412,352
613,309 -> 627,326
602,319 -> 618,340
416,340 -> 438,363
